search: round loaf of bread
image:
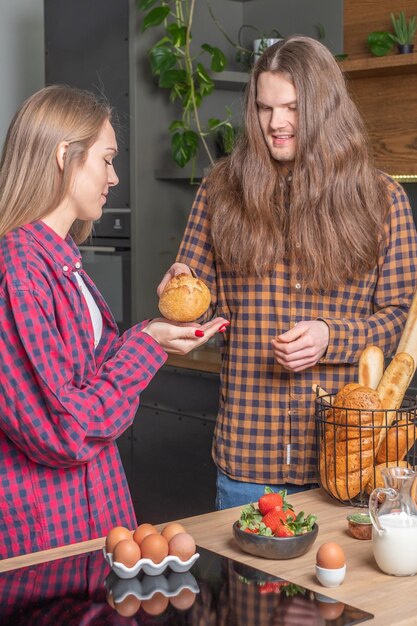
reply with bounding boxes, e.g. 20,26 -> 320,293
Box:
158,273 -> 211,322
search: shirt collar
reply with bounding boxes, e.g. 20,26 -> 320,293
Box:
22,221 -> 82,272
280,164 -> 293,183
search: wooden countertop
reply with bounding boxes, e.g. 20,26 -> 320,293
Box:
0,488 -> 415,625
166,344 -> 221,374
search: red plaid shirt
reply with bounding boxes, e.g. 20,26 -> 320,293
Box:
0,221 -> 167,558
177,174 -> 417,485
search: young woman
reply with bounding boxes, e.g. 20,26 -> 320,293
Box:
0,85 -> 227,558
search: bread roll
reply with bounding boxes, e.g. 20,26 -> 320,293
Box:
158,273 -> 211,322
358,345 -> 384,389
325,382 -> 362,436
321,386 -> 383,501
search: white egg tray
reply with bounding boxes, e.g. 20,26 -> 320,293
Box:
103,547 -> 200,579
105,569 -> 200,603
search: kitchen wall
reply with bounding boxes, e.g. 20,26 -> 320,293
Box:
0,0 -> 44,150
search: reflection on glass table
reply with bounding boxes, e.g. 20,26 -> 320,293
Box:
0,545 -> 373,625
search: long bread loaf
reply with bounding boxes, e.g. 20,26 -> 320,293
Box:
375,417 -> 417,464
376,352 -> 414,451
358,345 -> 384,389
396,289 -> 417,376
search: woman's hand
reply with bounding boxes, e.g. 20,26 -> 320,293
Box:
142,316 -> 229,355
157,263 -> 192,297
271,320 -> 329,372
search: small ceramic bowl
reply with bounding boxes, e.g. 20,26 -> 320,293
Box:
315,564 -> 346,587
233,521 -> 318,560
346,513 -> 372,540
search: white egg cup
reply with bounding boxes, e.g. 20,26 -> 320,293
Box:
315,564 -> 346,587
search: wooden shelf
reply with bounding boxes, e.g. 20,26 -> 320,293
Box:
211,55 -> 417,85
339,52 -> 417,78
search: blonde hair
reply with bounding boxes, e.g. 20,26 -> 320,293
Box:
207,36 -> 389,290
0,84 -> 112,243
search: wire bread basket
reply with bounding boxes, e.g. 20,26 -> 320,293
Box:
315,393 -> 417,506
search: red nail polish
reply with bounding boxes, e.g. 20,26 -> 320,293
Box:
219,323 -> 230,332
195,330 -> 205,337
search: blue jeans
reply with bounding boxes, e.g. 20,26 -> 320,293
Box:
215,468 -> 318,510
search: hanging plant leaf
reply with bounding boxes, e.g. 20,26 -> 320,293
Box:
196,63 -> 212,84
149,44 -> 176,74
141,6 -> 170,31
171,130 -> 199,168
202,44 -> 227,72
169,120 -> 186,131
159,68 -> 187,88
167,23 -> 187,48
196,64 -> 214,96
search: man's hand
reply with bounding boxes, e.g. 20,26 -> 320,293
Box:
157,263 -> 192,297
271,320 -> 329,372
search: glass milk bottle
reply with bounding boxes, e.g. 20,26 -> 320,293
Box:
369,466 -> 417,576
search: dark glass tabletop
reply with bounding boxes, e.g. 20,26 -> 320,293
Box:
0,545 -> 372,625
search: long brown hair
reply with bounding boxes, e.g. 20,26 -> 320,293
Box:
0,84 -> 112,243
207,36 -> 389,290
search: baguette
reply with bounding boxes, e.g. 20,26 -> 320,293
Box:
375,417 -> 417,464
365,460 -> 411,494
358,345 -> 384,389
396,288 -> 417,377
376,352 -> 414,450
312,384 -> 332,405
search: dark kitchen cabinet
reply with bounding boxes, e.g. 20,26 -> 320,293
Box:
117,365 -> 220,524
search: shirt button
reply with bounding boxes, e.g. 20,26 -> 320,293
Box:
63,265 -> 69,272
295,282 -> 301,290
75,261 -> 81,269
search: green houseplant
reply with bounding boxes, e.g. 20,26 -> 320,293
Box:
367,31 -> 394,57
138,0 -> 235,175
389,11 -> 416,53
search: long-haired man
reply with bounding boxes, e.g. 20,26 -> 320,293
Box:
158,36 -> 417,508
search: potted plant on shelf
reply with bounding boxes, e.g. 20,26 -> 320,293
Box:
389,11 -> 416,54
138,0 -> 235,179
367,31 -> 394,57
234,25 -> 282,71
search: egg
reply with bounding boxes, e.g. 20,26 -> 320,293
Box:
316,542 -> 345,569
170,588 -> 196,611
113,538 -> 141,568
105,526 -> 132,553
315,599 -> 345,620
140,533 -> 169,563
133,522 -> 158,546
161,522 -> 186,543
168,532 -> 196,561
114,594 -> 141,617
141,591 -> 169,616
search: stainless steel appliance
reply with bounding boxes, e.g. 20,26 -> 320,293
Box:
79,208 -> 131,333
